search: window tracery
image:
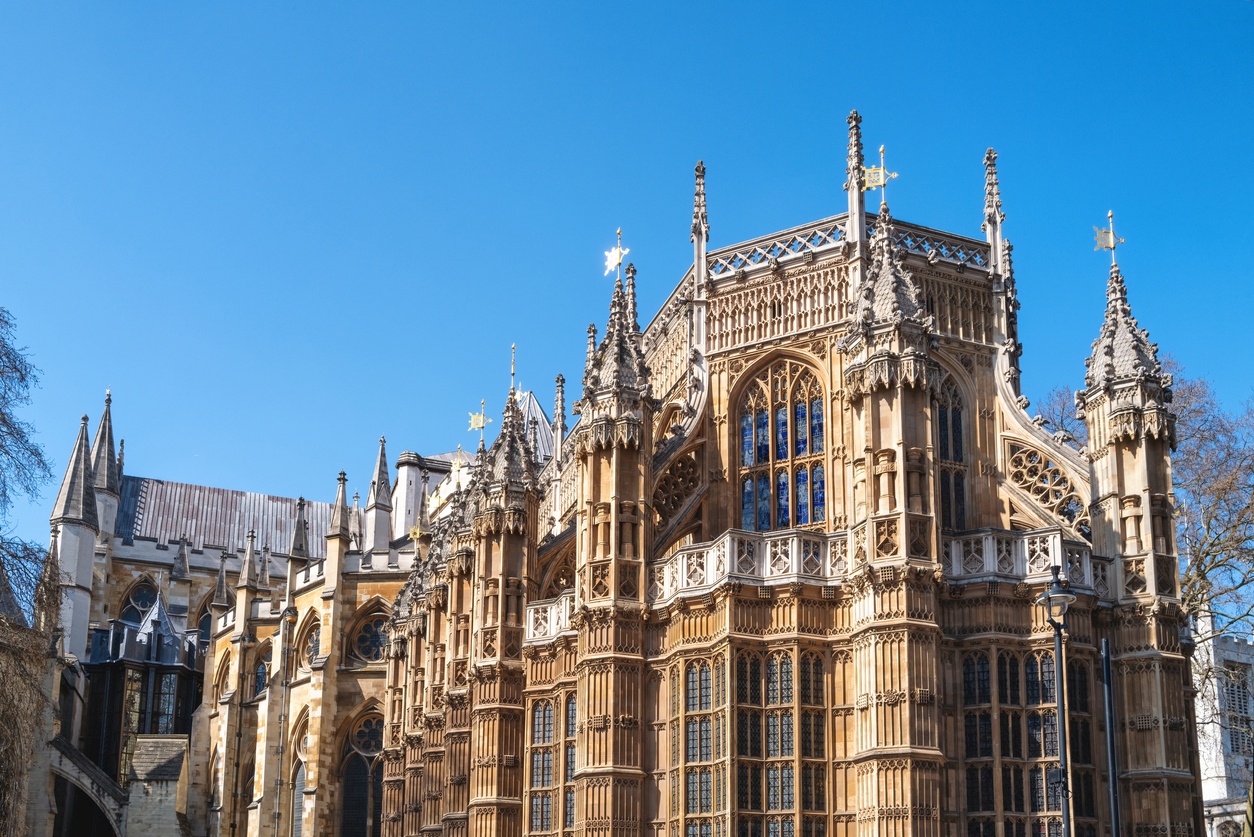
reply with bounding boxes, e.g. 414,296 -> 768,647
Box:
253,643 -> 272,698
738,361 -> 826,531
340,713 -> 384,837
351,613 -> 389,663
119,580 -> 158,624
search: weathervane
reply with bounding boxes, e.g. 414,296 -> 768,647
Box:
604,228 -> 629,281
1094,210 -> 1125,266
408,522 -> 427,543
468,400 -> 491,443
862,144 -> 898,206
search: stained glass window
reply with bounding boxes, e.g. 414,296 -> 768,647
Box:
304,624 -> 321,668
352,616 -> 388,663
737,363 -> 827,532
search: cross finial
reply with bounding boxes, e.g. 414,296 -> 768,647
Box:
1094,210 -> 1126,266
863,144 -> 898,208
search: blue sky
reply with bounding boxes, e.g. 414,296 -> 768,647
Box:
2,2 -> 1251,546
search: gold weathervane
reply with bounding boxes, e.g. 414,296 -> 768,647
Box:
1094,210 -> 1125,265
468,400 -> 491,442
603,228 -> 629,278
407,524 -> 427,542
863,144 -> 898,205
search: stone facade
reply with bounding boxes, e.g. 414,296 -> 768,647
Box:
30,112 -> 1203,837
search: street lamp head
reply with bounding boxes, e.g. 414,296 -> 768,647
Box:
1036,564 -> 1077,621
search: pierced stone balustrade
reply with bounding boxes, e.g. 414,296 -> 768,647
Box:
947,526 -> 1093,590
525,590 -> 575,644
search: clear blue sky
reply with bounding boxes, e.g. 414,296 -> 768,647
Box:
2,2 -> 1251,547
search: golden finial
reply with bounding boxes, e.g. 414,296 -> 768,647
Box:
407,523 -> 427,542
863,144 -> 898,205
1094,210 -> 1126,266
604,229 -> 629,278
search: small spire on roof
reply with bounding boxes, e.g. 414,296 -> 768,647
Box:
212,552 -> 231,607
624,263 -> 640,334
51,415 -> 99,532
290,497 -> 309,559
237,528 -> 257,590
328,472 -> 351,540
367,436 -> 392,512
845,110 -> 868,250
586,324 -> 597,362
117,439 -> 125,478
90,390 -> 119,496
171,533 -> 190,580
258,544 -> 271,588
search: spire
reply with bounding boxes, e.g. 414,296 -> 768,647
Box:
51,416 -> 99,531
367,436 -> 392,511
116,439 -> 125,478
171,533 -> 190,580
290,497 -> 309,559
237,528 -> 257,590
328,472 -> 351,540
844,110 -> 867,246
212,552 -> 231,607
692,160 -> 710,284
90,390 -> 119,496
1084,263 -> 1163,390
258,544 -> 271,588
624,263 -> 640,334
485,386 -> 537,486
552,374 -> 567,463
849,204 -> 929,329
692,158 -> 710,235
982,148 -> 1006,273
582,267 -> 651,403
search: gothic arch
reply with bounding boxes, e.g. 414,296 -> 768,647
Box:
345,603 -> 392,665
730,353 -> 829,533
115,574 -> 160,623
538,548 -> 575,600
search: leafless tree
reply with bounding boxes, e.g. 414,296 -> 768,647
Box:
0,307 -> 54,835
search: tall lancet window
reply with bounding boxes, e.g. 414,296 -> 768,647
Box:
937,377 -> 968,532
739,361 -> 826,532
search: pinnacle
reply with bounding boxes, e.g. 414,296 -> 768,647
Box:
1085,262 -> 1161,389
51,414 -> 100,531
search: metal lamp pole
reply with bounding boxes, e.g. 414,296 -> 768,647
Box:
1037,564 -> 1076,837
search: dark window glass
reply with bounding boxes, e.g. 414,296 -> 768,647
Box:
777,472 -> 790,528
794,402 -> 808,456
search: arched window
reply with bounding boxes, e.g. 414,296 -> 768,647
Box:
350,613 -> 388,663
291,760 -> 306,837
937,377 -> 968,531
253,643 -> 272,698
565,694 -> 577,737
302,623 -> 321,669
532,700 -> 555,744
737,653 -> 763,705
340,714 -> 384,837
687,661 -> 712,712
1026,651 -> 1056,705
738,361 -> 826,532
119,580 -> 158,623
214,654 -> 231,704
196,602 -> 213,657
962,653 -> 991,705
766,652 -> 793,705
998,653 -> 1021,705
799,653 -> 823,705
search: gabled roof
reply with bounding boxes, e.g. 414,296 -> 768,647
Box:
116,475 -> 333,559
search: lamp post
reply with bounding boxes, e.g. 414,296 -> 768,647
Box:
1037,564 -> 1077,837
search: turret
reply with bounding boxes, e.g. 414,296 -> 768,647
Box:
90,391 -> 119,536
392,452 -> 424,541
50,415 -> 99,659
364,436 -> 393,568
1077,257 -> 1176,597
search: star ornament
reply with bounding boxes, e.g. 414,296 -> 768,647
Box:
604,244 -> 629,276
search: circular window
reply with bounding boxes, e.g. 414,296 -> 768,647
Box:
352,617 -> 388,663
351,716 -> 384,755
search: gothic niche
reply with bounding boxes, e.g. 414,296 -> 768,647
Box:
654,453 -> 700,528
